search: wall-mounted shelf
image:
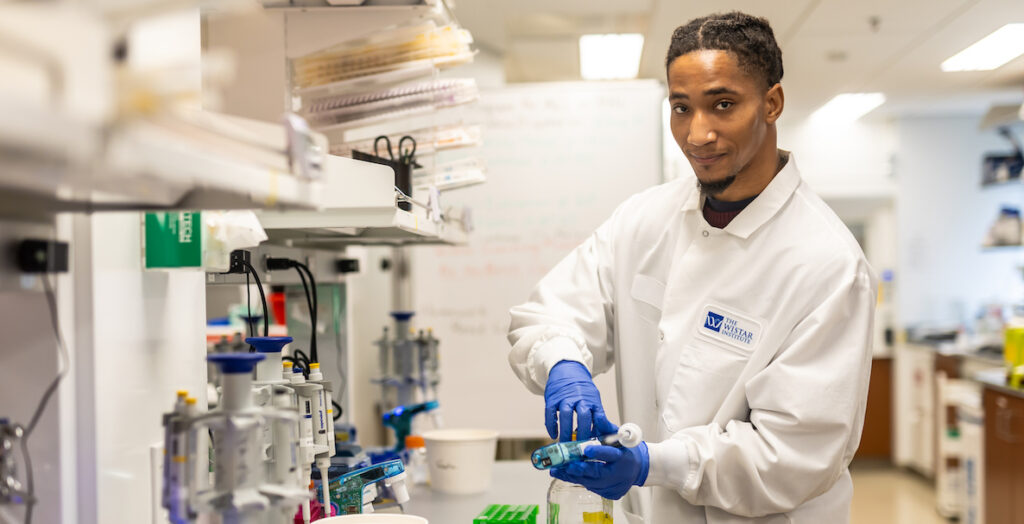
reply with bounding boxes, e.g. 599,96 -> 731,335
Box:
257,154 -> 468,246
263,206 -> 467,247
0,101 -> 326,218
981,178 -> 1022,189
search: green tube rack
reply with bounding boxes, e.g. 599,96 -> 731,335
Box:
473,504 -> 540,524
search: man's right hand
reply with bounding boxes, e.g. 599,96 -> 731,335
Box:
544,360 -> 617,442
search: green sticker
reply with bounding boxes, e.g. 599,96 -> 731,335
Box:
144,212 -> 202,269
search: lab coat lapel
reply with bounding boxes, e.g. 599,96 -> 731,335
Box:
721,154 -> 802,239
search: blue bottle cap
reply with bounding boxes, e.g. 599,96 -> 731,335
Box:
207,353 -> 265,374
390,311 -> 415,321
245,336 -> 294,353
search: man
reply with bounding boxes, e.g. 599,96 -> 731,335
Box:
507,12 -> 877,523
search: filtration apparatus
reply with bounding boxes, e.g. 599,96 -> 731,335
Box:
373,311 -> 441,411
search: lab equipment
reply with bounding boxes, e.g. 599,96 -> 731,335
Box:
474,504 -> 539,524
317,459 -> 409,515
0,419 -> 29,507
354,136 -> 419,212
312,516 -> 427,523
382,401 -> 438,453
530,423 -> 642,470
308,362 -> 339,517
247,336 -> 310,523
374,135 -> 418,166
422,428 -> 498,495
550,443 -> 650,501
417,329 -> 441,402
547,478 -> 612,524
161,353 -> 308,524
403,436 -> 428,486
291,22 -> 474,88
981,206 -> 1022,247
161,391 -> 193,523
373,312 -> 443,411
544,361 -> 616,442
290,367 -> 334,521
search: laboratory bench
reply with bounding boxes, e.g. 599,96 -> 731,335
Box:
894,342 -> 1006,519
974,371 -> 1024,524
401,460 -> 628,522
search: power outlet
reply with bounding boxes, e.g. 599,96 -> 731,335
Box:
15,239 -> 69,273
226,250 -> 251,274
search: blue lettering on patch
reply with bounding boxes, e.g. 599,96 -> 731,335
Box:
704,311 -> 724,332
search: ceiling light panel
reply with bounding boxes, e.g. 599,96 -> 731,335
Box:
811,93 -> 887,123
941,23 -> 1024,72
579,33 -> 644,80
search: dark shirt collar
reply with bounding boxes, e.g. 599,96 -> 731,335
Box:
704,194 -> 758,213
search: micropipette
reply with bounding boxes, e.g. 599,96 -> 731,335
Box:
530,423 -> 642,470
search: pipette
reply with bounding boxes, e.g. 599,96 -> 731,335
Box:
530,423 -> 642,470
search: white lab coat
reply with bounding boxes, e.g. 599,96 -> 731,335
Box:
508,155 -> 877,523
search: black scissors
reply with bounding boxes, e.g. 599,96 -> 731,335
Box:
374,135 -> 418,165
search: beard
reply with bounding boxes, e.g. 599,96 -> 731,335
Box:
696,174 -> 737,196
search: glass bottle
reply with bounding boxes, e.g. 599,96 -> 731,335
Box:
547,477 -> 613,524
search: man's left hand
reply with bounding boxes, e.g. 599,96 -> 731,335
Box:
549,442 -> 650,500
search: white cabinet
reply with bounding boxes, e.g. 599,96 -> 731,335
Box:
894,343 -> 936,476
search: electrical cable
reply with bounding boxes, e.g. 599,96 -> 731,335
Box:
245,271 -> 254,349
292,349 -> 312,378
240,261 -> 268,337
26,276 -> 69,436
22,274 -> 71,524
294,262 -> 318,362
294,267 -> 316,363
265,257 -> 316,362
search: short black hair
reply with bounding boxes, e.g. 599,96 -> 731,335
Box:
665,12 -> 783,90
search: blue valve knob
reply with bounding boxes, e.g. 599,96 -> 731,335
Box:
390,311 -> 415,322
207,353 -> 264,374
244,336 -> 293,353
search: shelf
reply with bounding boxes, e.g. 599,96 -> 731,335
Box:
294,62 -> 441,100
0,100 -> 326,218
256,154 -> 468,246
414,169 -> 486,192
263,206 -> 467,247
981,178 -> 1022,189
981,244 -> 1023,251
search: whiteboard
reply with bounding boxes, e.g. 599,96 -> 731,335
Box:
412,80 -> 665,438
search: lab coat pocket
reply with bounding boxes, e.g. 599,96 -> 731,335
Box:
630,274 -> 665,325
662,339 -> 753,433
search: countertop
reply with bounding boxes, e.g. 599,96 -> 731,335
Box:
974,368 -> 1024,399
904,340 -> 1005,366
398,460 -> 628,522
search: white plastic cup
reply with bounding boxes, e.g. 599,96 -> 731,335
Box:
422,428 -> 499,495
315,516 -> 428,523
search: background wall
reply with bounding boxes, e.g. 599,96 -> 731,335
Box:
0,219 -> 67,524
410,80 -> 665,438
72,213 -> 209,524
895,117 -> 1024,328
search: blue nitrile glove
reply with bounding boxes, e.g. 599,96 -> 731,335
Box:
545,360 -> 617,442
549,442 -> 650,500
